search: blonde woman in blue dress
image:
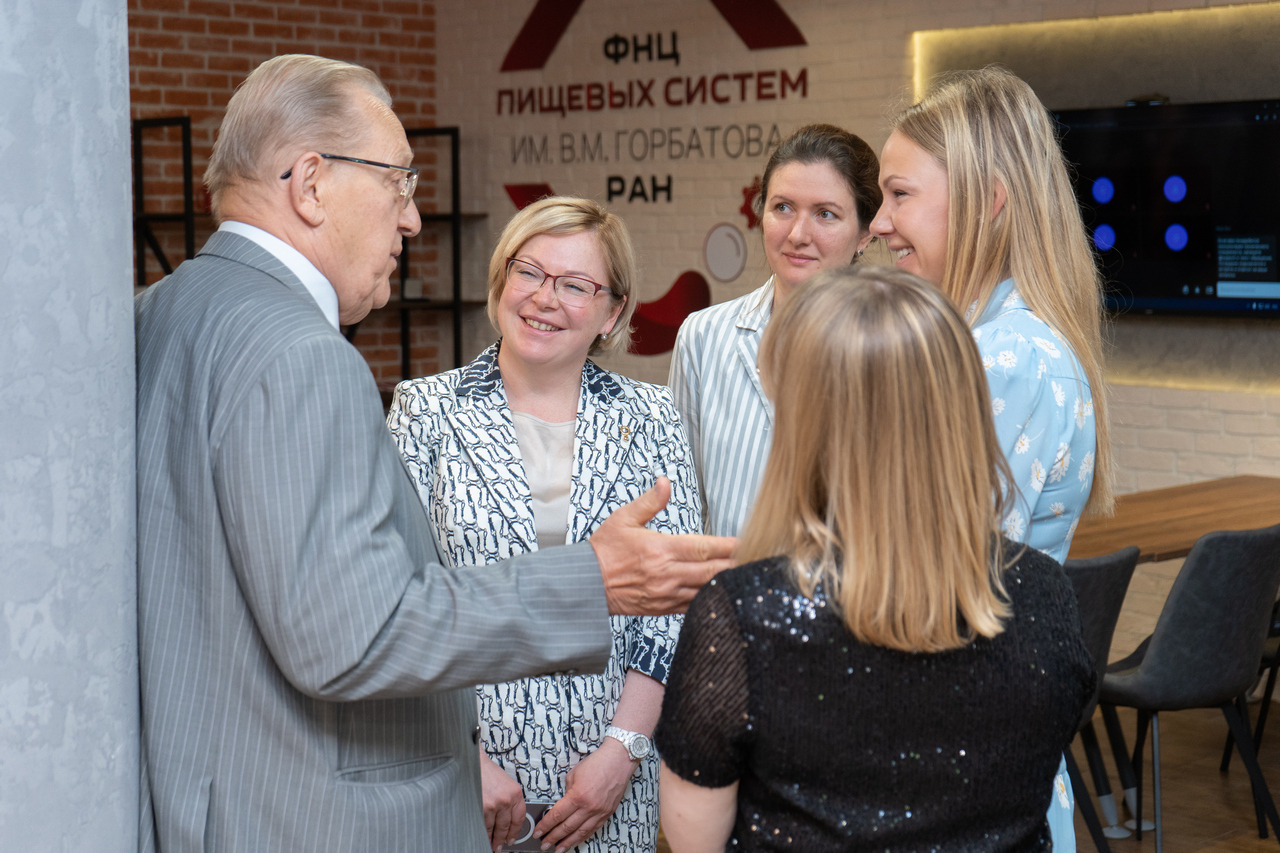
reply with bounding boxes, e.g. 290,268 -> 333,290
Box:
870,65 -> 1115,850
389,197 -> 701,852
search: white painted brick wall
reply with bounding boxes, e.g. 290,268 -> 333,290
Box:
438,0 -> 1280,495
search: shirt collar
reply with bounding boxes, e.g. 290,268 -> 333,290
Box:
736,276 -> 776,332
218,220 -> 340,330
971,277 -> 1020,326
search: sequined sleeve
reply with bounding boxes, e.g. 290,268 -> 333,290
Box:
654,577 -> 749,787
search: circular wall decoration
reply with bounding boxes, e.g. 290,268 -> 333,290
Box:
704,222 -> 747,282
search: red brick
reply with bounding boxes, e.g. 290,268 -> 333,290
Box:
207,18 -> 252,36
136,69 -> 185,87
318,9 -> 359,26
132,89 -> 169,107
229,38 -> 273,54
277,6 -> 321,23
381,0 -> 419,14
165,89 -> 213,107
160,52 -> 208,70
129,12 -> 161,29
230,3 -> 276,20
295,26 -> 339,41
251,22 -> 296,39
136,30 -> 184,49
187,35 -> 232,53
378,30 -> 417,48
157,15 -> 210,34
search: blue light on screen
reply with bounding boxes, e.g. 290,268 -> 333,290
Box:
1164,175 -> 1188,203
1091,177 -> 1115,204
1165,223 -> 1189,251
1094,224 -> 1117,252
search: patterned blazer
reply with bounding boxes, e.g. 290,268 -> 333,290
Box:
135,231 -> 612,853
387,344 -> 702,787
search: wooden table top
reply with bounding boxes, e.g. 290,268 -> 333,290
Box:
1068,475 -> 1280,562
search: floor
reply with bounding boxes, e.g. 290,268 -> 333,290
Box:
659,556 -> 1280,852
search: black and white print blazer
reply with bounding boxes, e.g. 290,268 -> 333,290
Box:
387,342 -> 702,844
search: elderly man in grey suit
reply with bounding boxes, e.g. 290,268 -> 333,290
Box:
135,54 -> 733,852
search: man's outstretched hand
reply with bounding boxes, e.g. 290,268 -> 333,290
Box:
590,477 -> 736,615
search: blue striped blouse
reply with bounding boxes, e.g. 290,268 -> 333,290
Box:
668,279 -> 776,537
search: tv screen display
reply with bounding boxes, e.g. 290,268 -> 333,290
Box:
1053,98 -> 1280,316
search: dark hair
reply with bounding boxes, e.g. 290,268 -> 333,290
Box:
755,123 -> 882,230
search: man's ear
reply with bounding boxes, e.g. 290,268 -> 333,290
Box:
992,178 -> 1007,222
283,152 -> 326,226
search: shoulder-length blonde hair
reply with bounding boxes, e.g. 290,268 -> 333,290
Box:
738,265 -> 1015,652
486,196 -> 636,355
892,65 -> 1114,517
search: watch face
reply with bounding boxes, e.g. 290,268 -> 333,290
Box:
630,734 -> 652,759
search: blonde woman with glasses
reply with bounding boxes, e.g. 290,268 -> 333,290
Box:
655,266 -> 1093,851
389,196 -> 701,853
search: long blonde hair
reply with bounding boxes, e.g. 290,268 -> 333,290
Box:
738,266 -> 1015,652
892,66 -> 1114,516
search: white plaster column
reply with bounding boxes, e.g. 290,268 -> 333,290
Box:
0,1 -> 137,850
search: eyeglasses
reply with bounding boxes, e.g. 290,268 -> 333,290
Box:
504,258 -> 612,308
280,154 -> 418,208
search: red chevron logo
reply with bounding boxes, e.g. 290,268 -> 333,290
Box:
500,0 -> 805,72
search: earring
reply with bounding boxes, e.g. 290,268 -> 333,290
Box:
600,331 -> 609,340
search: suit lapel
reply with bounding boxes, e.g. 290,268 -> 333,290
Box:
445,348 -> 539,553
568,362 -> 636,540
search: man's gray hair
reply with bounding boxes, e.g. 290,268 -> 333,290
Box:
204,54 -> 391,219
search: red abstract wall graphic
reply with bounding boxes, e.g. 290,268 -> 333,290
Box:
504,183 -> 557,210
500,0 -> 588,72
630,271 -> 711,356
708,0 -> 806,50
740,176 -> 762,230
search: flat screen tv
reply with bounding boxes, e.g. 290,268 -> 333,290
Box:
1053,98 -> 1280,316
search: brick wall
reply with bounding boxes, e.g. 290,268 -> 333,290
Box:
1111,384 -> 1280,492
128,0 -> 446,389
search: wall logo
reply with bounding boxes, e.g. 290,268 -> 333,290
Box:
497,0 -> 805,355
500,0 -> 805,72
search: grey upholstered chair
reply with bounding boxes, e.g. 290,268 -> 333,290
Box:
1099,523 -> 1280,853
1062,546 -> 1140,851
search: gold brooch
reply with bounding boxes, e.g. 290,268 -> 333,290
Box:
620,425 -> 631,441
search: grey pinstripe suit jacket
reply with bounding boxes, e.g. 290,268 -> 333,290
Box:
135,230 -> 612,852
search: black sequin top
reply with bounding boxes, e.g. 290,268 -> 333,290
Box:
655,543 -> 1094,851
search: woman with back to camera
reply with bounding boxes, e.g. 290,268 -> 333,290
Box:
870,65 -> 1115,850
668,123 -> 881,537
655,266 -> 1095,851
388,197 -> 702,853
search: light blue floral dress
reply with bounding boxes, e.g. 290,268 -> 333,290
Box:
973,277 -> 1098,851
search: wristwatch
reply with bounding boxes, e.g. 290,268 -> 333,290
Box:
605,725 -> 653,761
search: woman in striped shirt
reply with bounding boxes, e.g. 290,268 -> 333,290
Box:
668,123 -> 881,536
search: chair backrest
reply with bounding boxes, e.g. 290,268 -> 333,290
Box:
1064,546 -> 1140,725
1130,523 -> 1280,710
1065,546 -> 1141,672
